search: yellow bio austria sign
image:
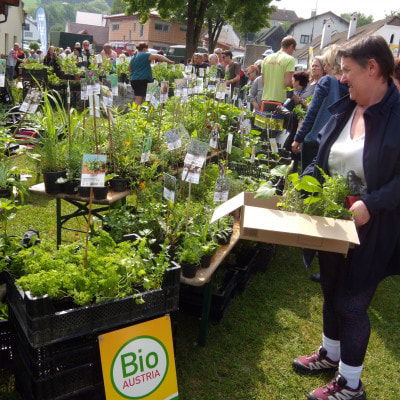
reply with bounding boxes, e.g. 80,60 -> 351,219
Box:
99,315 -> 179,400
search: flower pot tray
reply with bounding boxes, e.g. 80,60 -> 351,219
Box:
7,265 -> 180,347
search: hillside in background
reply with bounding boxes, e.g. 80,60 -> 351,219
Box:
24,0 -> 111,32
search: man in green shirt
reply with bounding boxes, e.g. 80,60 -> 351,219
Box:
261,36 -> 297,104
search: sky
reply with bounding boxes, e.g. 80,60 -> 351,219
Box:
275,0 -> 400,21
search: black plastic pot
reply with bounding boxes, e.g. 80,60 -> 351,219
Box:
109,177 -> 128,192
61,180 -> 80,195
78,186 -> 90,198
181,263 -> 199,279
93,186 -> 108,200
200,255 -> 212,269
0,187 -> 12,198
43,171 -> 66,194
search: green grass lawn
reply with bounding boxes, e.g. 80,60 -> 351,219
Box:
1,158 -> 399,399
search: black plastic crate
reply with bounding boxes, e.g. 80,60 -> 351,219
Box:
14,349 -> 105,400
0,318 -> 14,369
179,269 -> 239,322
7,265 -> 180,347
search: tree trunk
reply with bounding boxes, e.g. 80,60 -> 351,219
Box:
207,18 -> 224,53
185,0 -> 209,61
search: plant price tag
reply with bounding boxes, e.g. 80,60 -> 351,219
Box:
209,126 -> 219,149
96,54 -> 103,64
20,88 -> 42,114
270,137 -> 279,153
141,137 -> 152,163
240,118 -> 252,134
89,94 -> 100,117
165,129 -> 181,151
227,133 -> 233,154
184,139 -> 209,168
250,145 -> 256,163
160,81 -> 169,103
163,174 -> 176,202
0,59 -> 5,87
94,82 -> 101,95
80,154 -> 107,187
214,177 -> 230,203
181,164 -> 201,184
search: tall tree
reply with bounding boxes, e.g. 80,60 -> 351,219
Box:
206,0 -> 275,53
111,0 -> 127,14
124,0 -> 207,60
340,12 -> 374,27
124,0 -> 274,59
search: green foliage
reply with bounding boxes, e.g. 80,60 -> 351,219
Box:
111,0 -> 127,14
278,169 -> 352,220
340,12 -> 374,27
15,230 -> 170,305
152,63 -> 184,84
57,56 -> 83,76
29,41 -> 41,51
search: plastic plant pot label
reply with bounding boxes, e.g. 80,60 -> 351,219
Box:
20,88 -> 42,114
94,82 -> 101,95
184,139 -> 208,168
89,94 -> 100,117
216,82 -> 226,100
232,87 -> 239,101
160,81 -> 169,103
163,174 -> 176,202
81,154 -> 107,187
165,129 -> 181,151
107,74 -> 119,96
181,165 -> 201,184
270,137 -> 278,153
196,78 -> 204,94
209,126 -> 219,149
141,137 -> 152,163
227,133 -> 233,154
199,68 -> 204,77
101,86 -> 113,108
178,124 -> 190,139
214,177 -> 230,203
185,65 -> 193,74
240,118 -> 252,135
96,54 -> 103,64
250,145 -> 256,163
0,59 -> 5,87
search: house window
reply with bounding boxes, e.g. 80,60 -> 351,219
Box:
133,23 -> 136,32
24,24 -> 30,31
155,22 -> 169,32
180,26 -> 187,32
112,24 -> 119,31
390,34 -> 394,44
300,35 -> 310,44
25,32 -> 33,38
140,24 -> 144,37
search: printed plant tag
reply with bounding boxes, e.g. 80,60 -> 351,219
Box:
240,118 -> 252,134
181,165 -> 201,184
270,137 -> 279,153
20,88 -> 42,114
184,139 -> 209,168
81,154 -> 107,187
141,137 -> 152,163
232,87 -> 239,101
160,81 -> 169,103
214,177 -> 230,203
250,145 -> 256,163
163,174 -> 176,202
227,133 -> 233,154
89,94 -> 100,117
209,126 -> 219,149
165,129 -> 181,151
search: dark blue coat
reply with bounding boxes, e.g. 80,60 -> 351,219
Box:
306,81 -> 400,292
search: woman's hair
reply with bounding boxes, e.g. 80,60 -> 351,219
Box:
246,65 -> 259,76
322,44 -> 341,74
137,42 -> 148,51
293,71 -> 309,88
338,36 -> 394,80
208,53 -> 218,63
394,57 -> 400,82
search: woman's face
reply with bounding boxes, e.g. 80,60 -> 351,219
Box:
340,56 -> 370,104
292,77 -> 302,90
311,59 -> 323,79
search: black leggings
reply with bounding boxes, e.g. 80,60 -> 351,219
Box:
318,251 -> 378,367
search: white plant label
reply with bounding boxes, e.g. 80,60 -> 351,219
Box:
227,133 -> 233,154
270,137 -> 279,153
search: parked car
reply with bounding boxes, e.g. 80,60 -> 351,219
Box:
166,45 -> 208,64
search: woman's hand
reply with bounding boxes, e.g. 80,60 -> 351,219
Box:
350,200 -> 371,227
291,141 -> 302,154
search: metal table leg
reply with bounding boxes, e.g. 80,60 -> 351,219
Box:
198,281 -> 212,347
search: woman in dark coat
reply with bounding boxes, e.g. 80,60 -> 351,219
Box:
292,36 -> 400,400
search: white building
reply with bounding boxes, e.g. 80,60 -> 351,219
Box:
23,16 -> 40,46
287,11 -> 349,50
0,1 -> 24,56
294,16 -> 400,66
